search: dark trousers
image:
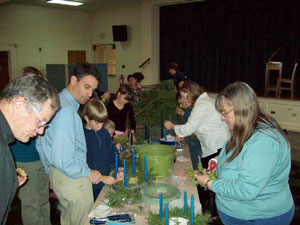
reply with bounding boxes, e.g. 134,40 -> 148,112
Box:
198,148 -> 221,217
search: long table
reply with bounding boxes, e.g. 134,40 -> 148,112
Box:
84,143 -> 199,225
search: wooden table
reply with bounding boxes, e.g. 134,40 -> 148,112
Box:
265,61 -> 282,96
84,143 -> 199,225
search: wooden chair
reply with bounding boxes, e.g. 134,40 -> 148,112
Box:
276,63 -> 298,98
264,51 -> 282,96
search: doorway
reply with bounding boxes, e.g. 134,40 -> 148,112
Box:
67,50 -> 86,64
0,51 -> 10,91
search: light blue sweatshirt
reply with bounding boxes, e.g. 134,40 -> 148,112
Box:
211,126 -> 294,220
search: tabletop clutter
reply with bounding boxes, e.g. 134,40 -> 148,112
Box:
88,125 -> 212,225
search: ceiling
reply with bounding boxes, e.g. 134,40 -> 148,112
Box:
0,0 -> 143,12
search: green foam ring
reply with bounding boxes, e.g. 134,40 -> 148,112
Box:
136,144 -> 176,178
142,183 -> 181,205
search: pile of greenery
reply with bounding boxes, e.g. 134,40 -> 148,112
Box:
147,207 -> 211,225
106,163 -> 156,208
133,79 -> 180,141
105,185 -> 142,208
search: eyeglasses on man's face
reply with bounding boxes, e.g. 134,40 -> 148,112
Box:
30,104 -> 49,129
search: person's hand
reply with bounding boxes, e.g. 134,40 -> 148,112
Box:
116,171 -> 124,181
130,130 -> 136,143
164,121 -> 174,130
115,143 -> 121,150
102,176 -> 117,185
17,176 -> 27,187
194,170 -> 211,188
102,92 -> 111,100
176,107 -> 185,116
175,136 -> 184,142
88,170 -> 102,184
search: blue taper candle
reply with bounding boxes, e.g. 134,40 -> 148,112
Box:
130,132 -> 133,145
147,125 -> 149,141
165,202 -> 169,225
159,193 -> 163,220
120,144 -> 123,152
114,153 -> 118,179
184,190 -> 187,214
190,194 -> 194,224
123,160 -> 127,187
132,149 -> 135,174
144,155 -> 148,182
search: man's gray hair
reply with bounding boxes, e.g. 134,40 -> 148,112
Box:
0,73 -> 60,112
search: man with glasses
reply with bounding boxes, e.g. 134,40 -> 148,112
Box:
0,74 -> 59,225
36,63 -> 103,225
10,67 -> 53,225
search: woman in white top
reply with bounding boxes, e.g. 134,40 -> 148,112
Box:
164,81 -> 230,166
164,80 -> 230,216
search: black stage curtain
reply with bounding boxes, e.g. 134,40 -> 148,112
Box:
160,0 -> 300,97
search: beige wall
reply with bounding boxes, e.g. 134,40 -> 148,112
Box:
0,1 -> 161,92
0,4 -> 91,79
90,0 -> 160,93
90,3 -> 142,93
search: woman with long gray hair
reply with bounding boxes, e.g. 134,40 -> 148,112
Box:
195,82 -> 294,225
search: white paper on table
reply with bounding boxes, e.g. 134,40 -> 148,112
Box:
88,203 -> 112,218
170,217 -> 189,225
176,156 -> 189,162
169,199 -> 202,214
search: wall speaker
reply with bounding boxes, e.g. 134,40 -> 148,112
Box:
112,25 -> 127,42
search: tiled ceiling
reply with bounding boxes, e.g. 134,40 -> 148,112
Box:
0,0 -> 143,12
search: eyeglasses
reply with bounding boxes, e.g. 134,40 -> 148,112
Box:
221,109 -> 234,117
31,105 -> 48,129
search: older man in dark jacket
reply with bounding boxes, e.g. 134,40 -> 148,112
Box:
0,74 -> 59,224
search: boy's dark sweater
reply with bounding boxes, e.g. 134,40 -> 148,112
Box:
84,126 -> 121,190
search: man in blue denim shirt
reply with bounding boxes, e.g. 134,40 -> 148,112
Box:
36,63 -> 102,225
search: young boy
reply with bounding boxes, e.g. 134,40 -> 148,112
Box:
82,99 -> 123,201
103,119 -> 121,151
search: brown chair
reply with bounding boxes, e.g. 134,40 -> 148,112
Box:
276,63 -> 298,98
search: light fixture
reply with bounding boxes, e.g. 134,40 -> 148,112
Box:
46,0 -> 83,6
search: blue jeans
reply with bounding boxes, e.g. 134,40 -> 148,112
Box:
183,108 -> 202,170
218,205 -> 295,225
185,137 -> 202,170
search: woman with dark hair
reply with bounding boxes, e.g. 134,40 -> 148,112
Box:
164,80 -> 230,216
195,82 -> 294,225
106,84 -> 136,141
127,72 -> 144,104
